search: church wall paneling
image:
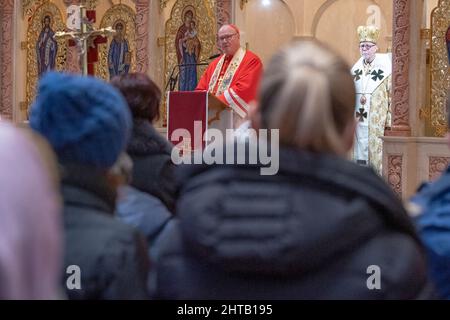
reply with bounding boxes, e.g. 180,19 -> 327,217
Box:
237,0 -> 295,64
235,0 -> 393,66
312,0 -> 392,66
383,136 -> 450,198
216,0 -> 233,31
134,0 -> 150,74
148,0 -> 166,96
0,0 -> 14,121
383,0 -> 450,201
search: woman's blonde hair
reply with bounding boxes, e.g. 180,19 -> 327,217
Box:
259,39 -> 356,155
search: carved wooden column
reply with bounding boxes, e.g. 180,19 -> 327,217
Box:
0,0 -> 14,120
387,0 -> 411,137
387,155 -> 403,197
134,0 -> 149,73
216,0 -> 232,29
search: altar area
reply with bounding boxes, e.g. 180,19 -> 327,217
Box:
0,0 -> 449,200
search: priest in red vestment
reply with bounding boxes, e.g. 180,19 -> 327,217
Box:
196,24 -> 263,129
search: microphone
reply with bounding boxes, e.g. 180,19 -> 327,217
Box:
165,64 -> 178,92
165,55 -> 220,92
208,53 -> 221,60
166,61 -> 211,91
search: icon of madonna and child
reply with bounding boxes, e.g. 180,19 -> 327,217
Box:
175,6 -> 201,91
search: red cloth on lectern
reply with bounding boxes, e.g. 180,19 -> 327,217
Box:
196,50 -> 262,117
167,91 -> 208,151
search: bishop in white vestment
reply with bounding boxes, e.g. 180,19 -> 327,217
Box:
352,25 -> 392,175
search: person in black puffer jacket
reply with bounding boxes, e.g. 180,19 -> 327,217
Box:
153,40 -> 434,299
29,72 -> 150,300
111,73 -> 176,213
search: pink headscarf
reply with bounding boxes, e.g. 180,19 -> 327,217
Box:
0,122 -> 63,299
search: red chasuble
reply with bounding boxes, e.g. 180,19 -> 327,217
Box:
196,48 -> 263,119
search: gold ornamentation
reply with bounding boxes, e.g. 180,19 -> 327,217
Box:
430,0 -> 450,137
80,0 -> 98,10
22,0 -> 47,18
26,3 -> 67,115
419,106 -> 431,120
368,75 -> 392,176
19,102 -> 28,111
436,125 -> 448,138
357,25 -> 380,43
420,28 -> 431,39
157,37 -> 166,47
96,4 -> 137,81
160,0 -> 170,11
240,0 -> 249,10
85,0 -> 98,10
163,0 -> 217,126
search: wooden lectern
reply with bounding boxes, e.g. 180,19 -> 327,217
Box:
167,91 -> 227,152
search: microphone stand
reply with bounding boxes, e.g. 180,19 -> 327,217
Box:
165,64 -> 178,92
165,61 -> 211,92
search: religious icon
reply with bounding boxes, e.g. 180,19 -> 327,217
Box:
108,20 -> 130,79
175,6 -> 201,91
36,14 -> 58,78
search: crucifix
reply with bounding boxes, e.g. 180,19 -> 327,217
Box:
54,5 -> 115,76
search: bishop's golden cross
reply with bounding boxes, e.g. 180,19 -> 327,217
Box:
53,5 -> 115,76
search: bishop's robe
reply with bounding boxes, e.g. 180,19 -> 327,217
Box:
196,47 -> 263,130
351,53 -> 392,175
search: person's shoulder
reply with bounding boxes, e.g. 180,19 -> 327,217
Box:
94,211 -> 139,240
376,52 -> 391,59
351,56 -> 364,71
411,168 -> 450,208
246,50 -> 262,62
375,53 -> 392,68
244,50 -> 263,69
208,55 -> 223,68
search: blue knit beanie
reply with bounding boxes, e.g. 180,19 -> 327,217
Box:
29,72 -> 132,169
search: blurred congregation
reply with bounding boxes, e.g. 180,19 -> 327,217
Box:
0,0 -> 450,300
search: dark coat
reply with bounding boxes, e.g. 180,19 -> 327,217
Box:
127,119 -> 176,212
154,148 -> 432,299
61,165 -> 150,300
116,185 -> 172,261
